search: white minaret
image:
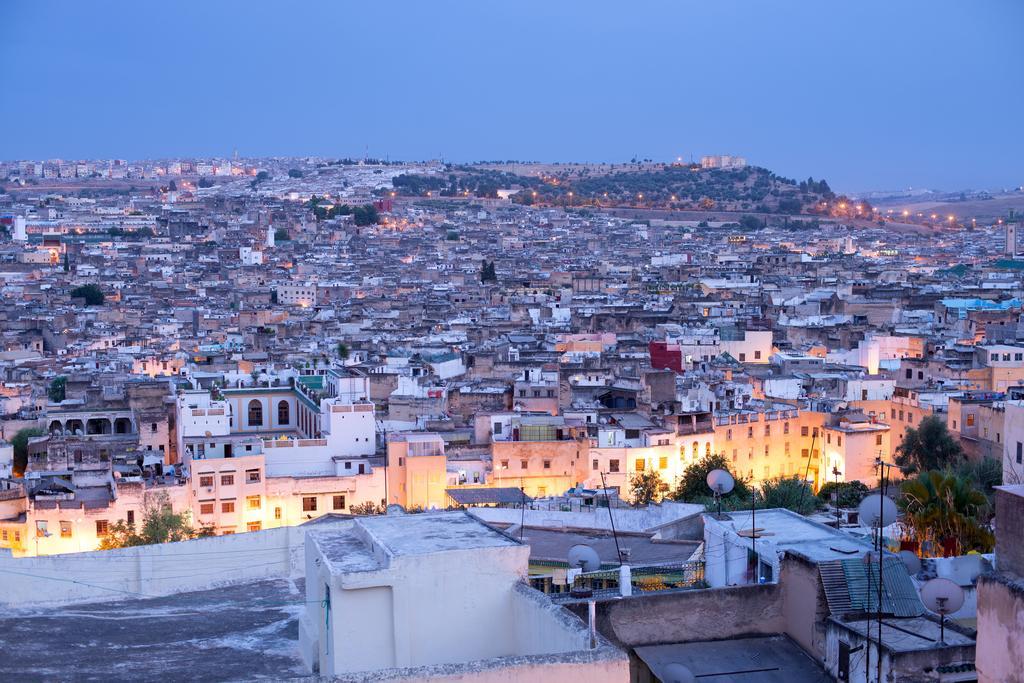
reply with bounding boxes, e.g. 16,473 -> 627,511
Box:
1007,222 -> 1018,257
266,224 -> 275,248
12,215 -> 27,242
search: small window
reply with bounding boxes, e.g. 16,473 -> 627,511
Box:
247,495 -> 261,510
333,495 -> 346,510
127,510 -> 135,526
221,474 -> 234,486
274,506 -> 282,520
801,426 -> 809,437
200,502 -> 215,515
95,520 -> 109,536
659,456 -> 668,469
199,475 -> 214,488
876,434 -> 883,446
246,469 -> 261,483
247,522 -> 262,532
221,501 -> 235,513
60,521 -> 72,539
754,350 -> 762,360
542,459 -> 551,469
493,422 -> 502,435
592,459 -> 599,470
302,496 -> 317,512
635,458 -> 646,471
609,459 -> 620,473
520,459 -> 528,469
151,423 -> 157,433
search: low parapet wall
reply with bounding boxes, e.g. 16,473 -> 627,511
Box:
0,518 -> 352,607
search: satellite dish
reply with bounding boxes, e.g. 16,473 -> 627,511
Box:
568,543 -> 601,572
921,578 -> 965,616
898,549 -> 922,576
920,577 -> 965,644
857,494 -> 897,529
661,663 -> 696,683
706,469 -> 735,496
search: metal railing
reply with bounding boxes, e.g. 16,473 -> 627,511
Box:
534,561 -> 706,602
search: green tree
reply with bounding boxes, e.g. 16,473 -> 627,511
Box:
899,470 -> 993,554
760,476 -> 817,515
98,492 -> 212,550
274,228 -> 290,242
630,468 -> 664,505
671,453 -> 751,506
337,342 -> 350,360
168,180 -> 177,192
47,376 -> 67,403
287,168 -> 303,178
817,480 -> 869,508
739,215 -> 762,231
895,415 -> 963,474
11,427 -> 45,477
70,284 -> 104,306
352,204 -> 380,226
480,260 -> 497,282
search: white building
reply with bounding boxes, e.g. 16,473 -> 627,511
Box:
300,512 -> 628,680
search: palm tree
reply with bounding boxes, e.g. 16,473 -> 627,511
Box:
900,470 -> 992,555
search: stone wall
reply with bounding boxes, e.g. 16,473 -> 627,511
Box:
977,573 -> 1024,683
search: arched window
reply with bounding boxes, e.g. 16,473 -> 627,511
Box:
247,399 -> 263,427
705,442 -> 712,457
692,442 -> 699,459
277,400 -> 290,425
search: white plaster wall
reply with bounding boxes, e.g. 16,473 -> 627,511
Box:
0,519 -> 351,607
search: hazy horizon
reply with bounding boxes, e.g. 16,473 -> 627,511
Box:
2,0 -> 1021,193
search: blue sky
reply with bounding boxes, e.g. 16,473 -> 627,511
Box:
1,1 -> 1021,192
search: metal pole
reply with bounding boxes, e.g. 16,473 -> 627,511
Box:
751,486 -> 757,583
599,470 -> 623,564
876,460 -> 886,683
588,600 -> 597,649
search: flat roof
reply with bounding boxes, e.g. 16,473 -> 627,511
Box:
0,579 -> 306,681
831,616 -> 975,652
713,508 -> 874,563
359,511 -> 520,557
635,635 -> 831,682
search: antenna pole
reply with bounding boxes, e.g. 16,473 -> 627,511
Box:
875,455 -> 890,683
751,485 -> 757,583
599,470 -> 623,564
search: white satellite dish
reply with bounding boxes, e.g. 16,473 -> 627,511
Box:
706,469 -> 735,496
662,663 -> 696,683
857,494 -> 897,529
568,543 -> 601,572
898,549 -> 922,576
920,577 -> 965,643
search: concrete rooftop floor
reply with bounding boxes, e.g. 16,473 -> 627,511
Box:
0,579 -> 308,682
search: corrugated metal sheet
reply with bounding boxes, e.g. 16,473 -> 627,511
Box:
819,557 -> 924,618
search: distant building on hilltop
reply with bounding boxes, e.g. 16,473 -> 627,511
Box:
701,154 -> 747,170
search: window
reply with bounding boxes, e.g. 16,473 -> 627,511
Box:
333,495 -> 346,510
905,368 -> 913,379
862,389 -> 868,401
247,522 -> 262,532
765,425 -> 771,436
537,486 -> 547,497
876,434 -> 883,446
520,459 -> 528,469
739,353 -> 746,362
747,427 -> 754,438
274,507 -> 282,520
635,458 -> 646,471
659,456 -> 668,469
966,414 -> 975,427
801,426 -> 809,437
221,501 -> 235,513
221,474 -> 235,486
302,496 -> 317,512
95,520 -> 109,536
726,429 -> 732,441
247,495 -> 261,510
783,422 -> 789,435
500,460 -> 509,470
592,459 -> 599,471
200,502 -> 215,515
1017,442 -> 1023,465
625,429 -> 640,440
609,459 -> 620,473
73,450 -> 83,464
542,459 -> 551,469
199,475 -> 214,488
246,469 -> 261,483
755,350 -> 762,360
127,510 -> 135,526
60,521 -> 72,539
277,400 -> 290,425
891,408 -> 897,419
493,422 -> 503,435
837,436 -> 842,447
247,399 -> 263,427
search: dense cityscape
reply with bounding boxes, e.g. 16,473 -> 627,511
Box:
2,1 -> 1023,681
